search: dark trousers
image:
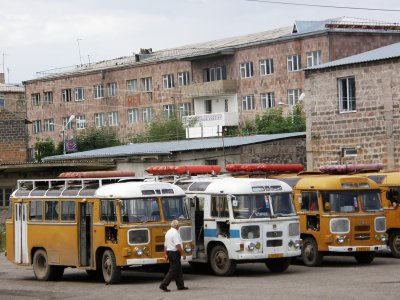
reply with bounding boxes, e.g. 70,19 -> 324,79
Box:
160,251 -> 184,289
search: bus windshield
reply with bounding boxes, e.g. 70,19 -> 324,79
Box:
120,197 -> 161,223
161,196 -> 189,220
232,193 -> 295,219
321,190 -> 382,213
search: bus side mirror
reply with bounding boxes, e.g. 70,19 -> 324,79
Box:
324,202 -> 331,211
189,197 -> 196,207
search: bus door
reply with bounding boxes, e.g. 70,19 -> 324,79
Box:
79,202 -> 93,267
14,202 -> 29,264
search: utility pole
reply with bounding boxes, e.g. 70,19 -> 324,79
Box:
77,38 -> 83,65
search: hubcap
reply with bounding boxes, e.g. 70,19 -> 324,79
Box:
304,244 -> 314,260
215,250 -> 227,269
103,256 -> 111,276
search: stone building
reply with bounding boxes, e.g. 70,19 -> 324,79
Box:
23,18 -> 400,158
304,42 -> 400,170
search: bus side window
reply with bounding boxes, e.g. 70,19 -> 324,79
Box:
101,200 -> 117,222
45,201 -> 59,221
301,192 -> 310,211
30,200 -> 43,221
61,201 -> 76,221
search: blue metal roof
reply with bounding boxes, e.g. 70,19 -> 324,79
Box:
307,42 -> 400,70
43,132 -> 305,162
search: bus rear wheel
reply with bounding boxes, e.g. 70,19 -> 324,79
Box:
354,252 -> 375,264
210,245 -> 236,276
33,249 -> 64,281
265,257 -> 291,273
302,237 -> 323,267
102,249 -> 121,284
389,232 -> 400,258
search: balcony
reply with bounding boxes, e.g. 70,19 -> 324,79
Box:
181,80 -> 238,98
183,112 -> 239,127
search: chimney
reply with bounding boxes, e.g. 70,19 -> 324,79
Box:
0,73 -> 4,84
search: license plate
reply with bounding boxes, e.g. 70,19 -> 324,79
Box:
357,247 -> 370,252
268,253 -> 284,258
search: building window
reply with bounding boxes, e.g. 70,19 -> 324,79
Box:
240,62 -> 253,78
126,79 -> 138,94
43,91 -> 53,105
0,188 -> 12,207
94,113 -> 105,127
163,74 -> 174,89
44,119 -> 54,132
31,93 -> 41,106
260,92 -> 275,109
287,55 -> 301,72
63,116 -> 74,130
141,77 -> 153,92
205,100 -> 212,114
0,97 -> 4,107
288,89 -> 302,106
163,104 -> 175,119
76,115 -> 86,129
203,66 -> 227,82
107,82 -> 117,97
32,120 -> 41,134
242,95 -> 255,111
74,87 -> 85,101
338,77 -> 356,113
179,102 -> 192,118
342,148 -> 358,157
178,71 -> 190,86
205,159 -> 218,165
307,50 -> 322,67
93,84 -> 104,99
62,89 -> 72,102
143,107 -> 153,122
225,99 -> 229,112
260,59 -> 274,75
108,111 -> 119,126
128,108 -> 139,124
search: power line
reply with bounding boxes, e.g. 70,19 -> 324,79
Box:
245,0 -> 400,12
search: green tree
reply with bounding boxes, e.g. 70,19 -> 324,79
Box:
75,126 -> 121,151
34,138 -> 56,162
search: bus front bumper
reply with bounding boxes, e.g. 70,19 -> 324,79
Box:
328,245 -> 387,252
126,255 -> 192,265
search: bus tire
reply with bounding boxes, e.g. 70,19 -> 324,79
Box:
354,252 -> 375,265
302,237 -> 323,267
265,257 -> 291,273
210,245 -> 236,276
33,249 -> 64,281
101,249 -> 121,284
389,232 -> 400,258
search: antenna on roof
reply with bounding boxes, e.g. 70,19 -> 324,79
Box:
77,38 -> 83,66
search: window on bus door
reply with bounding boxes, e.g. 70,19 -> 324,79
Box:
45,201 -> 59,221
120,197 -> 161,223
100,200 -> 117,222
359,190 -> 383,212
232,194 -> 271,219
211,196 -> 229,218
300,191 -> 319,212
29,200 -> 43,221
162,196 -> 189,220
321,191 -> 359,213
61,201 -> 76,221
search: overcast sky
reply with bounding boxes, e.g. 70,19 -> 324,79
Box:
1,0 -> 400,83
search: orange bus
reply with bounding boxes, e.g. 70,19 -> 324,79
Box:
6,172 -> 192,283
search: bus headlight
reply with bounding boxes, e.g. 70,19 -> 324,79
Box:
336,235 -> 347,244
135,247 -> 144,256
288,239 -> 301,249
375,234 -> 386,242
247,242 -> 256,251
184,244 -> 192,253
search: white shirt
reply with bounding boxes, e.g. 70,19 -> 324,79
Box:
164,227 -> 182,251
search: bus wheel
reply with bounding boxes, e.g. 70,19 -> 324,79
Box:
210,245 -> 236,276
33,249 -> 64,281
389,232 -> 400,258
354,252 -> 375,265
102,250 -> 121,284
265,257 -> 291,273
302,237 -> 323,267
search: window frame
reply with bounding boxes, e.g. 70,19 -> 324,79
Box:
74,87 -> 85,101
93,84 -> 104,99
61,89 -> 72,102
43,91 -> 53,105
163,74 -> 174,89
94,113 -> 105,127
126,79 -> 138,94
287,55 -> 301,72
108,111 -> 119,126
32,120 -> 42,134
177,71 -> 190,86
143,107 -> 153,122
128,108 -> 139,124
338,76 -> 356,113
107,82 -> 117,97
260,58 -> 274,76
287,89 -> 302,106
240,62 -> 254,78
31,93 -> 41,106
260,92 -> 275,109
43,118 -> 54,132
242,95 -> 255,111
76,115 -> 86,129
306,50 -> 322,68
141,77 -> 153,92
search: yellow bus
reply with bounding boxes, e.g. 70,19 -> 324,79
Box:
273,173 -> 387,266
5,172 -> 192,283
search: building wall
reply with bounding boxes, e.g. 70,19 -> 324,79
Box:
24,29 -> 400,151
304,58 -> 400,170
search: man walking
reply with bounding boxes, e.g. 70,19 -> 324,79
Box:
159,220 -> 188,292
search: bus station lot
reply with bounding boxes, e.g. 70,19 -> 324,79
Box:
1,253 -> 400,300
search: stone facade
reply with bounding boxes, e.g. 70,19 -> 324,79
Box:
304,57 -> 400,170
24,22 -> 400,154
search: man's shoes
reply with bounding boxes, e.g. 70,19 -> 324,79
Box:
178,287 -> 189,290
159,286 -> 171,292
